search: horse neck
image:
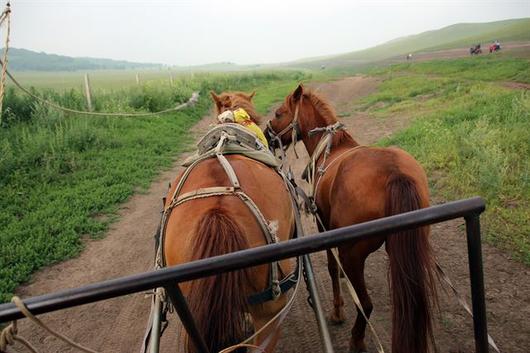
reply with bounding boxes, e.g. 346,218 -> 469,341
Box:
299,104 -> 359,157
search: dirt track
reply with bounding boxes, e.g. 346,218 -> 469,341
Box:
9,76 -> 530,353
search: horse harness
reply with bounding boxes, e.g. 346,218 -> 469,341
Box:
141,124 -> 304,353
158,123 -> 299,305
265,96 -> 303,161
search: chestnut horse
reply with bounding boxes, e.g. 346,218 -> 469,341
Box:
265,84 -> 437,353
163,91 -> 296,353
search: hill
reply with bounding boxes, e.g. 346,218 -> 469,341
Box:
288,17 -> 530,68
6,48 -> 164,71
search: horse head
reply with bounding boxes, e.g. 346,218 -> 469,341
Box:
210,91 -> 261,124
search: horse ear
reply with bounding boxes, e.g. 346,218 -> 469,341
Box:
293,84 -> 304,101
210,91 -> 222,110
248,91 -> 256,100
210,91 -> 220,103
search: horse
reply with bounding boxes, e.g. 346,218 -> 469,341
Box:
265,84 -> 438,353
162,90 -> 296,353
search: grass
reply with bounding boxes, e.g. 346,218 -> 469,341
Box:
0,70 -> 311,302
362,56 -> 530,264
290,18 -> 530,69
371,54 -> 530,83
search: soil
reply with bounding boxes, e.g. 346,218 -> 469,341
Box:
7,76 -> 529,353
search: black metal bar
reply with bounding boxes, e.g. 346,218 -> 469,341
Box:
302,254 -> 335,353
164,283 -> 210,353
465,215 -> 489,353
0,197 -> 485,323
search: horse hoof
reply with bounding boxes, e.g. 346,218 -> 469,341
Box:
349,341 -> 368,353
328,313 -> 345,325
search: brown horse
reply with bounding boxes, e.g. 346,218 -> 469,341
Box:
163,91 -> 296,353
265,84 -> 437,353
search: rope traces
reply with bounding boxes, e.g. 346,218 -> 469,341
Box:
0,61 -> 200,118
0,296 -> 99,353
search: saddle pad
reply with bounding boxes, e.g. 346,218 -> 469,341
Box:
182,123 -> 281,168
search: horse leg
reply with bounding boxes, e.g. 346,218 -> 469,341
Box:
326,249 -> 345,324
340,246 -> 373,353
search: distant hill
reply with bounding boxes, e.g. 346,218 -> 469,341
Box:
6,48 -> 163,71
287,17 -> 530,69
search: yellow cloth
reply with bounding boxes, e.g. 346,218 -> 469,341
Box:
233,108 -> 268,148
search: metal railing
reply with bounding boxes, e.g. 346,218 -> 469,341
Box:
0,197 -> 489,353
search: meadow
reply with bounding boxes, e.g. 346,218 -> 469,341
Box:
1,51 -> 529,303
0,70 -> 309,302
362,54 -> 530,263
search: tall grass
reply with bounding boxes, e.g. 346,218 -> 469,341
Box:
0,70 -> 309,302
364,57 -> 530,263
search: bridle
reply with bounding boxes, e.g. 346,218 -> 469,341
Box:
266,97 -> 303,159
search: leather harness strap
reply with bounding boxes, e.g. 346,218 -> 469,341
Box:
161,130 -> 297,304
266,96 -> 303,162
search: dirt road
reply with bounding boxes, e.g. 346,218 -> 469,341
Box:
9,76 -> 529,353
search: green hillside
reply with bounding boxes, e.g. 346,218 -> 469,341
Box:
290,17 -> 530,68
6,48 -> 163,71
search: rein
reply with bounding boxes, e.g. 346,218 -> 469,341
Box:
266,96 -> 303,161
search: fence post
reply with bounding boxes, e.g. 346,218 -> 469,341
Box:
169,73 -> 174,87
136,72 -> 140,85
83,73 -> 93,111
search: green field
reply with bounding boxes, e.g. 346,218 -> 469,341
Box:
361,55 -> 530,263
1,41 -> 529,304
10,70 -> 195,90
0,70 -> 309,302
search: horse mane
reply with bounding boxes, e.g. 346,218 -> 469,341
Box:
302,89 -> 357,147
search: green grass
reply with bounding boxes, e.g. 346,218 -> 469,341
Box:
363,56 -> 530,264
290,18 -> 530,69
0,70 -> 312,302
371,54 -> 530,83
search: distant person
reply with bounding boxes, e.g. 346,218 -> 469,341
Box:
489,40 -> 501,53
470,43 -> 482,55
406,53 -> 413,60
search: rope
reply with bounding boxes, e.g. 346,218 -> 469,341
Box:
312,212 -> 386,353
0,320 -> 39,353
0,296 -> 100,353
0,61 -> 200,117
435,262 -> 501,352
0,1 -> 11,125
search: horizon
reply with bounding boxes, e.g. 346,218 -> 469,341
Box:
10,1 -> 530,66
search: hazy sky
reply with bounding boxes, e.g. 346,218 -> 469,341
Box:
10,0 -> 530,65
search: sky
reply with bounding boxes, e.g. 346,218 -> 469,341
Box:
9,0 -> 530,66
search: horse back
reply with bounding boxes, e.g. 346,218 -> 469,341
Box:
317,146 -> 429,228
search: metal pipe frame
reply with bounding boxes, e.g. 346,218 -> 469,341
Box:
164,283 -> 210,353
465,215 -> 489,353
302,254 -> 335,353
0,197 -> 488,353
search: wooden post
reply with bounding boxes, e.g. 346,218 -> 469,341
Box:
169,72 -> 174,87
136,72 -> 140,85
84,73 -> 93,111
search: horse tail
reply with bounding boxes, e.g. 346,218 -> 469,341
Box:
385,173 -> 437,353
185,208 -> 251,353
